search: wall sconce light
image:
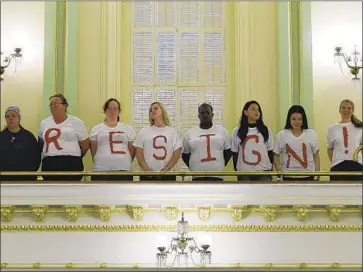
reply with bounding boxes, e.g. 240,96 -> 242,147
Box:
1,47 -> 23,81
334,46 -> 362,81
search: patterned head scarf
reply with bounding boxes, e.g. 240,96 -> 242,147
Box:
5,105 -> 21,121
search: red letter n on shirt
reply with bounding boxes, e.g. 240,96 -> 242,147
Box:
109,131 -> 126,154
242,135 -> 262,166
153,135 -> 167,160
286,143 -> 308,169
200,134 -> 216,162
44,128 -> 63,153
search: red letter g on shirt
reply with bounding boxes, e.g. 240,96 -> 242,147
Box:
242,135 -> 262,166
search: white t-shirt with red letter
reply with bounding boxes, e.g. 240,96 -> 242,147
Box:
274,129 -> 319,172
38,115 -> 89,157
133,126 -> 182,171
89,123 -> 136,171
231,127 -> 274,171
183,125 -> 231,171
327,122 -> 363,167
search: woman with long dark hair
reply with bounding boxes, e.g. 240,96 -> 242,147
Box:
273,105 -> 320,181
231,101 -> 274,181
327,99 -> 363,181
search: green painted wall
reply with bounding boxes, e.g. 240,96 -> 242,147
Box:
277,1 -> 314,128
42,2 -> 66,118
299,1 -> 314,128
42,2 -> 57,118
277,2 -> 292,128
64,2 -> 79,116
56,2 -> 66,95
289,1 -> 301,105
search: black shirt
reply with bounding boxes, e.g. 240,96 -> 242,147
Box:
0,127 -> 41,180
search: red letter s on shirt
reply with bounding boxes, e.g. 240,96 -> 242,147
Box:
153,135 -> 167,160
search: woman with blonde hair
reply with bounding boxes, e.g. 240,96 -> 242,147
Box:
327,99 -> 363,181
133,102 -> 182,181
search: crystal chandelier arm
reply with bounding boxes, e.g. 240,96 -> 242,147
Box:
170,254 -> 178,266
166,240 -> 175,254
160,249 -> 178,269
190,238 -> 202,253
353,55 -> 362,68
352,58 -> 362,69
163,252 -> 178,269
1,56 -> 12,70
189,249 -> 201,266
340,53 -> 355,69
157,241 -> 178,268
338,62 -> 345,75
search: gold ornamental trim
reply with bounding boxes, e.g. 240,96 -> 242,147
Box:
1,224 -> 362,232
0,262 -> 362,269
353,144 -> 363,162
1,205 -> 362,222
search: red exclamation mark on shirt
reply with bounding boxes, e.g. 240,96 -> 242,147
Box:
342,127 -> 349,154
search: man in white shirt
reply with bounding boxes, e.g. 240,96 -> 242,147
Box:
182,103 -> 232,181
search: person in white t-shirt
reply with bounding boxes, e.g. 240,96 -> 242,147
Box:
133,102 -> 182,181
327,99 -> 363,181
89,98 -> 136,181
273,105 -> 320,181
231,101 -> 274,181
182,103 -> 232,181
38,94 -> 89,181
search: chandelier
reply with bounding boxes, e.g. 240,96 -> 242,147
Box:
334,46 -> 362,81
1,48 -> 22,81
156,212 -> 212,268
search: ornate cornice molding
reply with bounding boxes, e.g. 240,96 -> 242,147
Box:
1,205 -> 361,223
1,224 -> 361,232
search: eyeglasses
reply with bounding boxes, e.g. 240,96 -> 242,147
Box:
49,103 -> 64,108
